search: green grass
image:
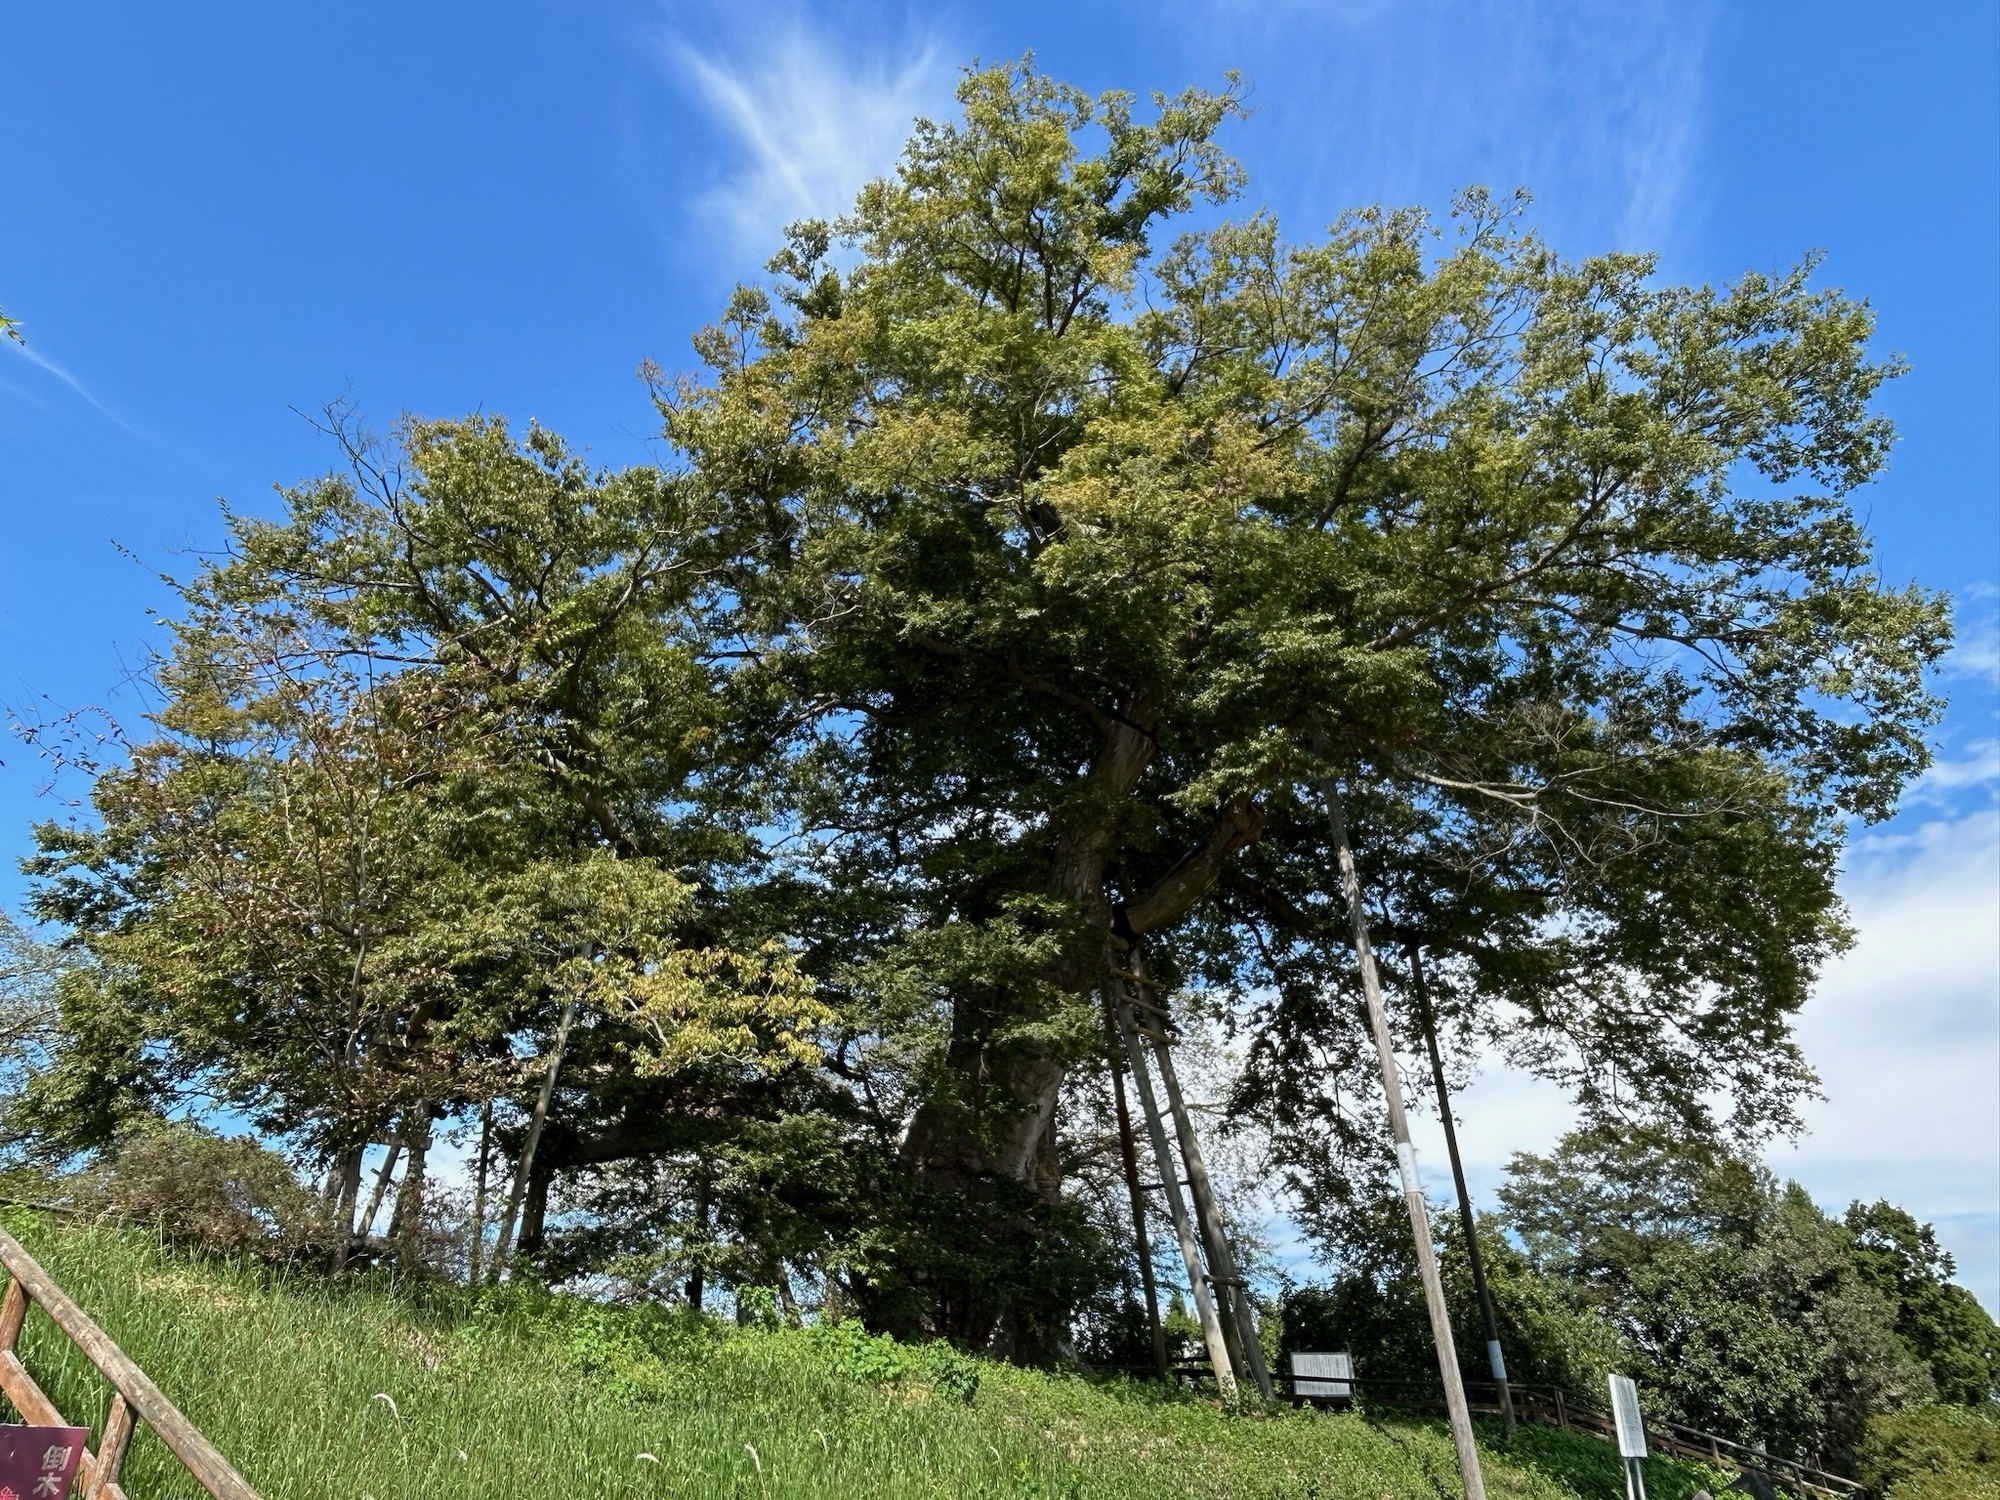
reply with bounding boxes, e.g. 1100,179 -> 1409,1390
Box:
0,1210 -> 1731,1499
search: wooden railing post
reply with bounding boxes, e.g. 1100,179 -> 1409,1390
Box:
0,1279 -> 25,1353
85,1393 -> 134,1500
0,1226 -> 260,1500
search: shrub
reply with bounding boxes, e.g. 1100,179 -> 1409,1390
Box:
68,1121 -> 320,1257
448,1279 -> 720,1403
1857,1403 -> 2000,1499
811,1318 -> 981,1402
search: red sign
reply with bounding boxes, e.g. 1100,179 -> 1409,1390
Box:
0,1426 -> 87,1500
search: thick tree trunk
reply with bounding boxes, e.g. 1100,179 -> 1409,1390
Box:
389,1107 -> 432,1270
888,707 -> 1264,1358
517,1165 -> 551,1254
899,718 -> 1155,1199
328,1142 -> 365,1274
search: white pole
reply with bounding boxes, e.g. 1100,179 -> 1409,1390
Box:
1318,767 -> 1487,1500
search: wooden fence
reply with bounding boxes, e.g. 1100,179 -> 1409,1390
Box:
0,1223 -> 261,1500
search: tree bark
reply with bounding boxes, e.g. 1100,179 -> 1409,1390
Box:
886,706 -> 1263,1355
900,724 -> 1264,1194
388,1106 -> 432,1271
328,1142 -> 365,1274
894,715 -> 1156,1246
518,1166 -> 551,1255
686,1158 -> 711,1311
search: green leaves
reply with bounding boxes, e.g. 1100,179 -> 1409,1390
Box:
19,411 -> 806,1174
1494,1127 -> 1978,1464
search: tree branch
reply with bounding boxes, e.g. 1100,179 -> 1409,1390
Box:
1123,794 -> 1265,934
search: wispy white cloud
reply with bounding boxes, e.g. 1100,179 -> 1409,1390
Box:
1,337 -> 135,432
1945,584 -> 2000,687
664,19 -> 954,256
1786,807 -> 1999,1310
1191,0 -> 1716,258
1605,10 -> 1710,252
1906,739 -> 2000,807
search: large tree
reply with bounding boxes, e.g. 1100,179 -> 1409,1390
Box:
13,61 -> 1951,1357
660,59 -> 1945,1348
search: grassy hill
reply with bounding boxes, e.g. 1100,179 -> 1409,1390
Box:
0,1209 -> 1730,1499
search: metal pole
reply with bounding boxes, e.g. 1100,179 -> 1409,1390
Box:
1410,943 -> 1516,1438
1317,769 -> 1487,1500
1110,972 -> 1238,1398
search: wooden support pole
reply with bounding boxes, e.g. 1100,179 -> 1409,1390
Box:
356,1141 -> 402,1242
468,1100 -> 493,1286
85,1392 -> 134,1499
0,1277 -> 26,1352
1410,943 -> 1516,1438
492,995 -> 577,1279
1135,980 -> 1274,1401
1105,1019 -> 1169,1381
1317,770 -> 1487,1500
1110,974 -> 1236,1398
1150,1035 -> 1247,1385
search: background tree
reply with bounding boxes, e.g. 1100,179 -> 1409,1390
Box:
1286,1128 -> 1996,1475
19,412 -> 828,1272
1846,1200 -> 2000,1408
1496,1126 -> 1994,1467
0,913 -> 62,1098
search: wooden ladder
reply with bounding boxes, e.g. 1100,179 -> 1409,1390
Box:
0,1224 -> 260,1500
1107,947 -> 1274,1402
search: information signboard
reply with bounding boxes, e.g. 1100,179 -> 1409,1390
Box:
1289,1351 -> 1353,1400
0,1425 -> 88,1500
1608,1373 -> 1647,1458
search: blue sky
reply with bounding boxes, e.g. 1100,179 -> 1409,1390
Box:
3,2 -> 1995,1308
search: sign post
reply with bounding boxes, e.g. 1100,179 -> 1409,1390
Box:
1289,1350 -> 1353,1403
1608,1374 -> 1648,1500
0,1425 -> 88,1500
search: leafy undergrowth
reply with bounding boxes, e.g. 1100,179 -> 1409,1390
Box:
0,1211 -> 1730,1499
1858,1403 -> 2000,1498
